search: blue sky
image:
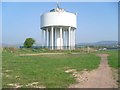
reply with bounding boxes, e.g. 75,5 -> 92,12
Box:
2,2 -> 118,45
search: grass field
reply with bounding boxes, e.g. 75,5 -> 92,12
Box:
107,50 -> 119,69
2,49 -> 100,88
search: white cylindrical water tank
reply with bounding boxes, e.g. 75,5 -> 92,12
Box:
41,11 -> 77,28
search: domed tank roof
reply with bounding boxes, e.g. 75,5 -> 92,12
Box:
50,8 -> 66,12
50,2 -> 66,12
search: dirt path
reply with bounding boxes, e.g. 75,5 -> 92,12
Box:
18,53 -> 80,56
69,54 -> 118,88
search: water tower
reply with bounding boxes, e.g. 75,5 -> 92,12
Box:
40,3 -> 77,50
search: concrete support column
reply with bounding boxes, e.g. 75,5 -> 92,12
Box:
63,29 -> 65,49
51,26 -> 54,50
44,30 -> 46,47
60,27 -> 63,49
74,29 -> 75,47
70,29 -> 72,46
48,30 -> 50,47
68,27 -> 71,50
46,28 -> 49,47
66,30 -> 68,49
54,27 -> 57,49
45,29 -> 47,47
42,29 -> 44,48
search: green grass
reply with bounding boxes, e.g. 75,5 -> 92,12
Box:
2,49 -> 100,88
107,50 -> 119,69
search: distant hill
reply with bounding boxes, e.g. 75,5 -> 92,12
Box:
2,43 -> 12,47
76,41 -> 118,46
95,41 -> 118,45
2,43 -> 23,48
2,43 -> 42,48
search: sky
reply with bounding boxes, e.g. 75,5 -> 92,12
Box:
2,2 -> 118,45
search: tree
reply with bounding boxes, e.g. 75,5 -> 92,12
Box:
24,38 -> 35,48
